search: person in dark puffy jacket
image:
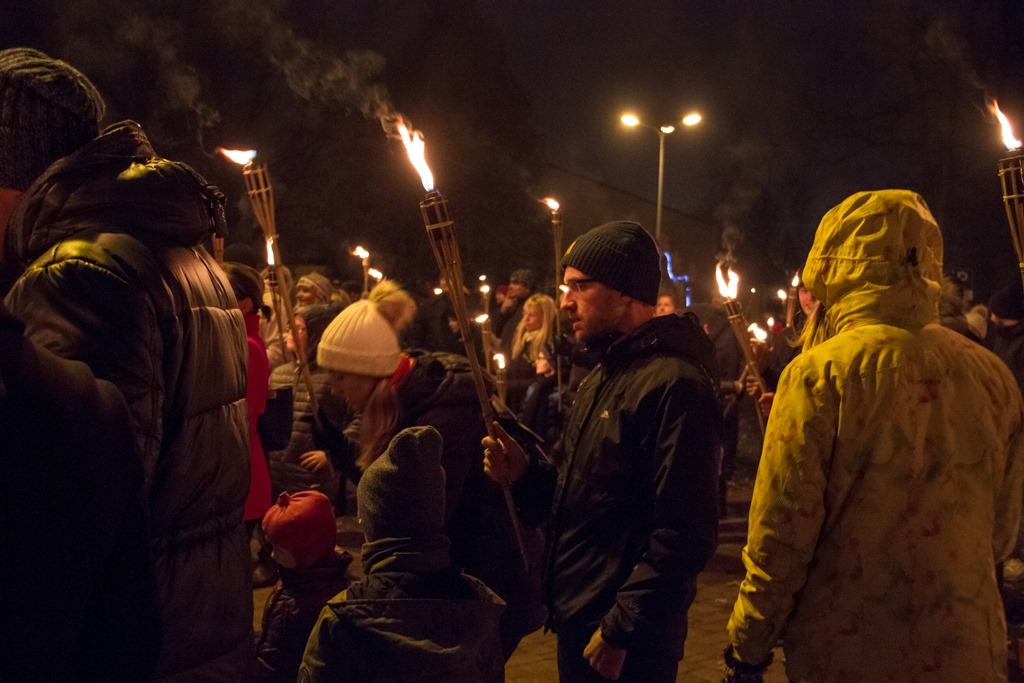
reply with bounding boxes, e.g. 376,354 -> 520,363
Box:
1,48 -> 253,681
484,222 -> 722,683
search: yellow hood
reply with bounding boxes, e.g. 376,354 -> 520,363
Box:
801,189 -> 943,349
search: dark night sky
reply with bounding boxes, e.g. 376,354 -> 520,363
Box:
4,0 -> 1024,298
477,1 -> 1024,296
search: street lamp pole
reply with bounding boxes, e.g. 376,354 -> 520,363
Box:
621,112 -> 703,242
655,128 -> 666,241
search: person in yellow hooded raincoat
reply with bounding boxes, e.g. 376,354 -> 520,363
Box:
723,189 -> 1024,683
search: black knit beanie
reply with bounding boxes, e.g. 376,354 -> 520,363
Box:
560,221 -> 661,305
989,281 -> 1024,321
0,48 -> 106,190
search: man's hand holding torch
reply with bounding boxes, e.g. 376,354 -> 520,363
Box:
482,420 -> 528,486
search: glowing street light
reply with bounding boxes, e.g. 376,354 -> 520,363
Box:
621,111 -> 702,241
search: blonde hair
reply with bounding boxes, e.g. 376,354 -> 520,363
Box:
354,280 -> 417,469
512,293 -> 557,361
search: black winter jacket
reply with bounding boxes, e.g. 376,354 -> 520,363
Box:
515,312 -> 722,651
3,121 -> 253,680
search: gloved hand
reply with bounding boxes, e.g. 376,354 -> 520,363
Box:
720,645 -> 772,683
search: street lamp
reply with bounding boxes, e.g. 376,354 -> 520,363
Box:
621,111 -> 702,241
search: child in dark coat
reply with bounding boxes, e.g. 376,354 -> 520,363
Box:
255,491 -> 352,683
298,426 -> 506,682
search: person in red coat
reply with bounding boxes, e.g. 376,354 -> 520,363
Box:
223,261 -> 273,523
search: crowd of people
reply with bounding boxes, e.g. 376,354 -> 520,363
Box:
3,47 -> 1024,683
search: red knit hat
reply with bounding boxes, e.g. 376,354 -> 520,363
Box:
261,491 -> 336,568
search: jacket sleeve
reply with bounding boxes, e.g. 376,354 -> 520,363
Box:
599,373 -> 722,647
298,606 -> 357,683
994,382 -> 1024,562
4,248 -> 166,487
726,359 -> 833,665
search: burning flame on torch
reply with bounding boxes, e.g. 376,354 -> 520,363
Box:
217,148 -> 257,165
777,289 -> 787,301
494,353 -> 506,370
352,246 -> 369,259
716,262 -> 739,300
395,117 -> 434,191
266,238 -> 275,266
748,323 -> 768,342
989,99 -> 1022,151
542,197 -> 560,211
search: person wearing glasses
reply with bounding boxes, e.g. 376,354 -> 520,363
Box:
483,221 -> 722,682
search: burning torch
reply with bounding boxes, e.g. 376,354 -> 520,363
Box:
717,263 -> 767,435
494,352 -> 507,404
542,197 -> 566,413
478,277 -> 494,372
353,246 -> 371,298
992,100 -> 1024,288
218,147 -> 319,415
395,117 -> 530,571
785,272 -> 799,328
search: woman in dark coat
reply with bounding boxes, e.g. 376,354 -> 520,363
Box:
304,281 -> 545,660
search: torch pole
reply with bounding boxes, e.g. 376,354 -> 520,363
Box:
550,207 -> 565,414
243,161 -> 319,416
419,189 -> 530,572
998,150 -> 1024,289
548,206 -> 565,417
785,280 -> 798,329
723,298 -> 767,436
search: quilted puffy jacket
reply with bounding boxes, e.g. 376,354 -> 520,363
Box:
4,121 -> 253,680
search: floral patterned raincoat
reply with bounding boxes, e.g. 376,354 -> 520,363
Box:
727,190 -> 1024,682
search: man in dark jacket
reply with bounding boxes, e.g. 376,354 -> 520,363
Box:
484,221 -> 722,682
0,300 -> 161,681
1,48 -> 253,680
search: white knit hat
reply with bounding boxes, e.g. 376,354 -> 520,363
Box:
317,299 -> 401,377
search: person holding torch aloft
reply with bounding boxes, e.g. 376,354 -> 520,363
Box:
484,221 -> 722,682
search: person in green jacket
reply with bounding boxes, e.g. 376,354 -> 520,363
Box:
299,426 -> 506,682
723,189 -> 1024,683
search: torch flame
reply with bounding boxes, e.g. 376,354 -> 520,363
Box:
767,316 -> 775,327
265,238 -> 275,266
777,288 -> 787,301
480,284 -> 490,294
543,197 -> 560,211
748,322 -> 768,342
475,313 -> 489,324
494,353 -> 506,370
217,147 -> 257,165
792,273 -> 800,287
395,117 -> 434,191
352,245 -> 369,259
989,99 -> 1022,151
368,268 -> 383,280
716,262 -> 739,300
